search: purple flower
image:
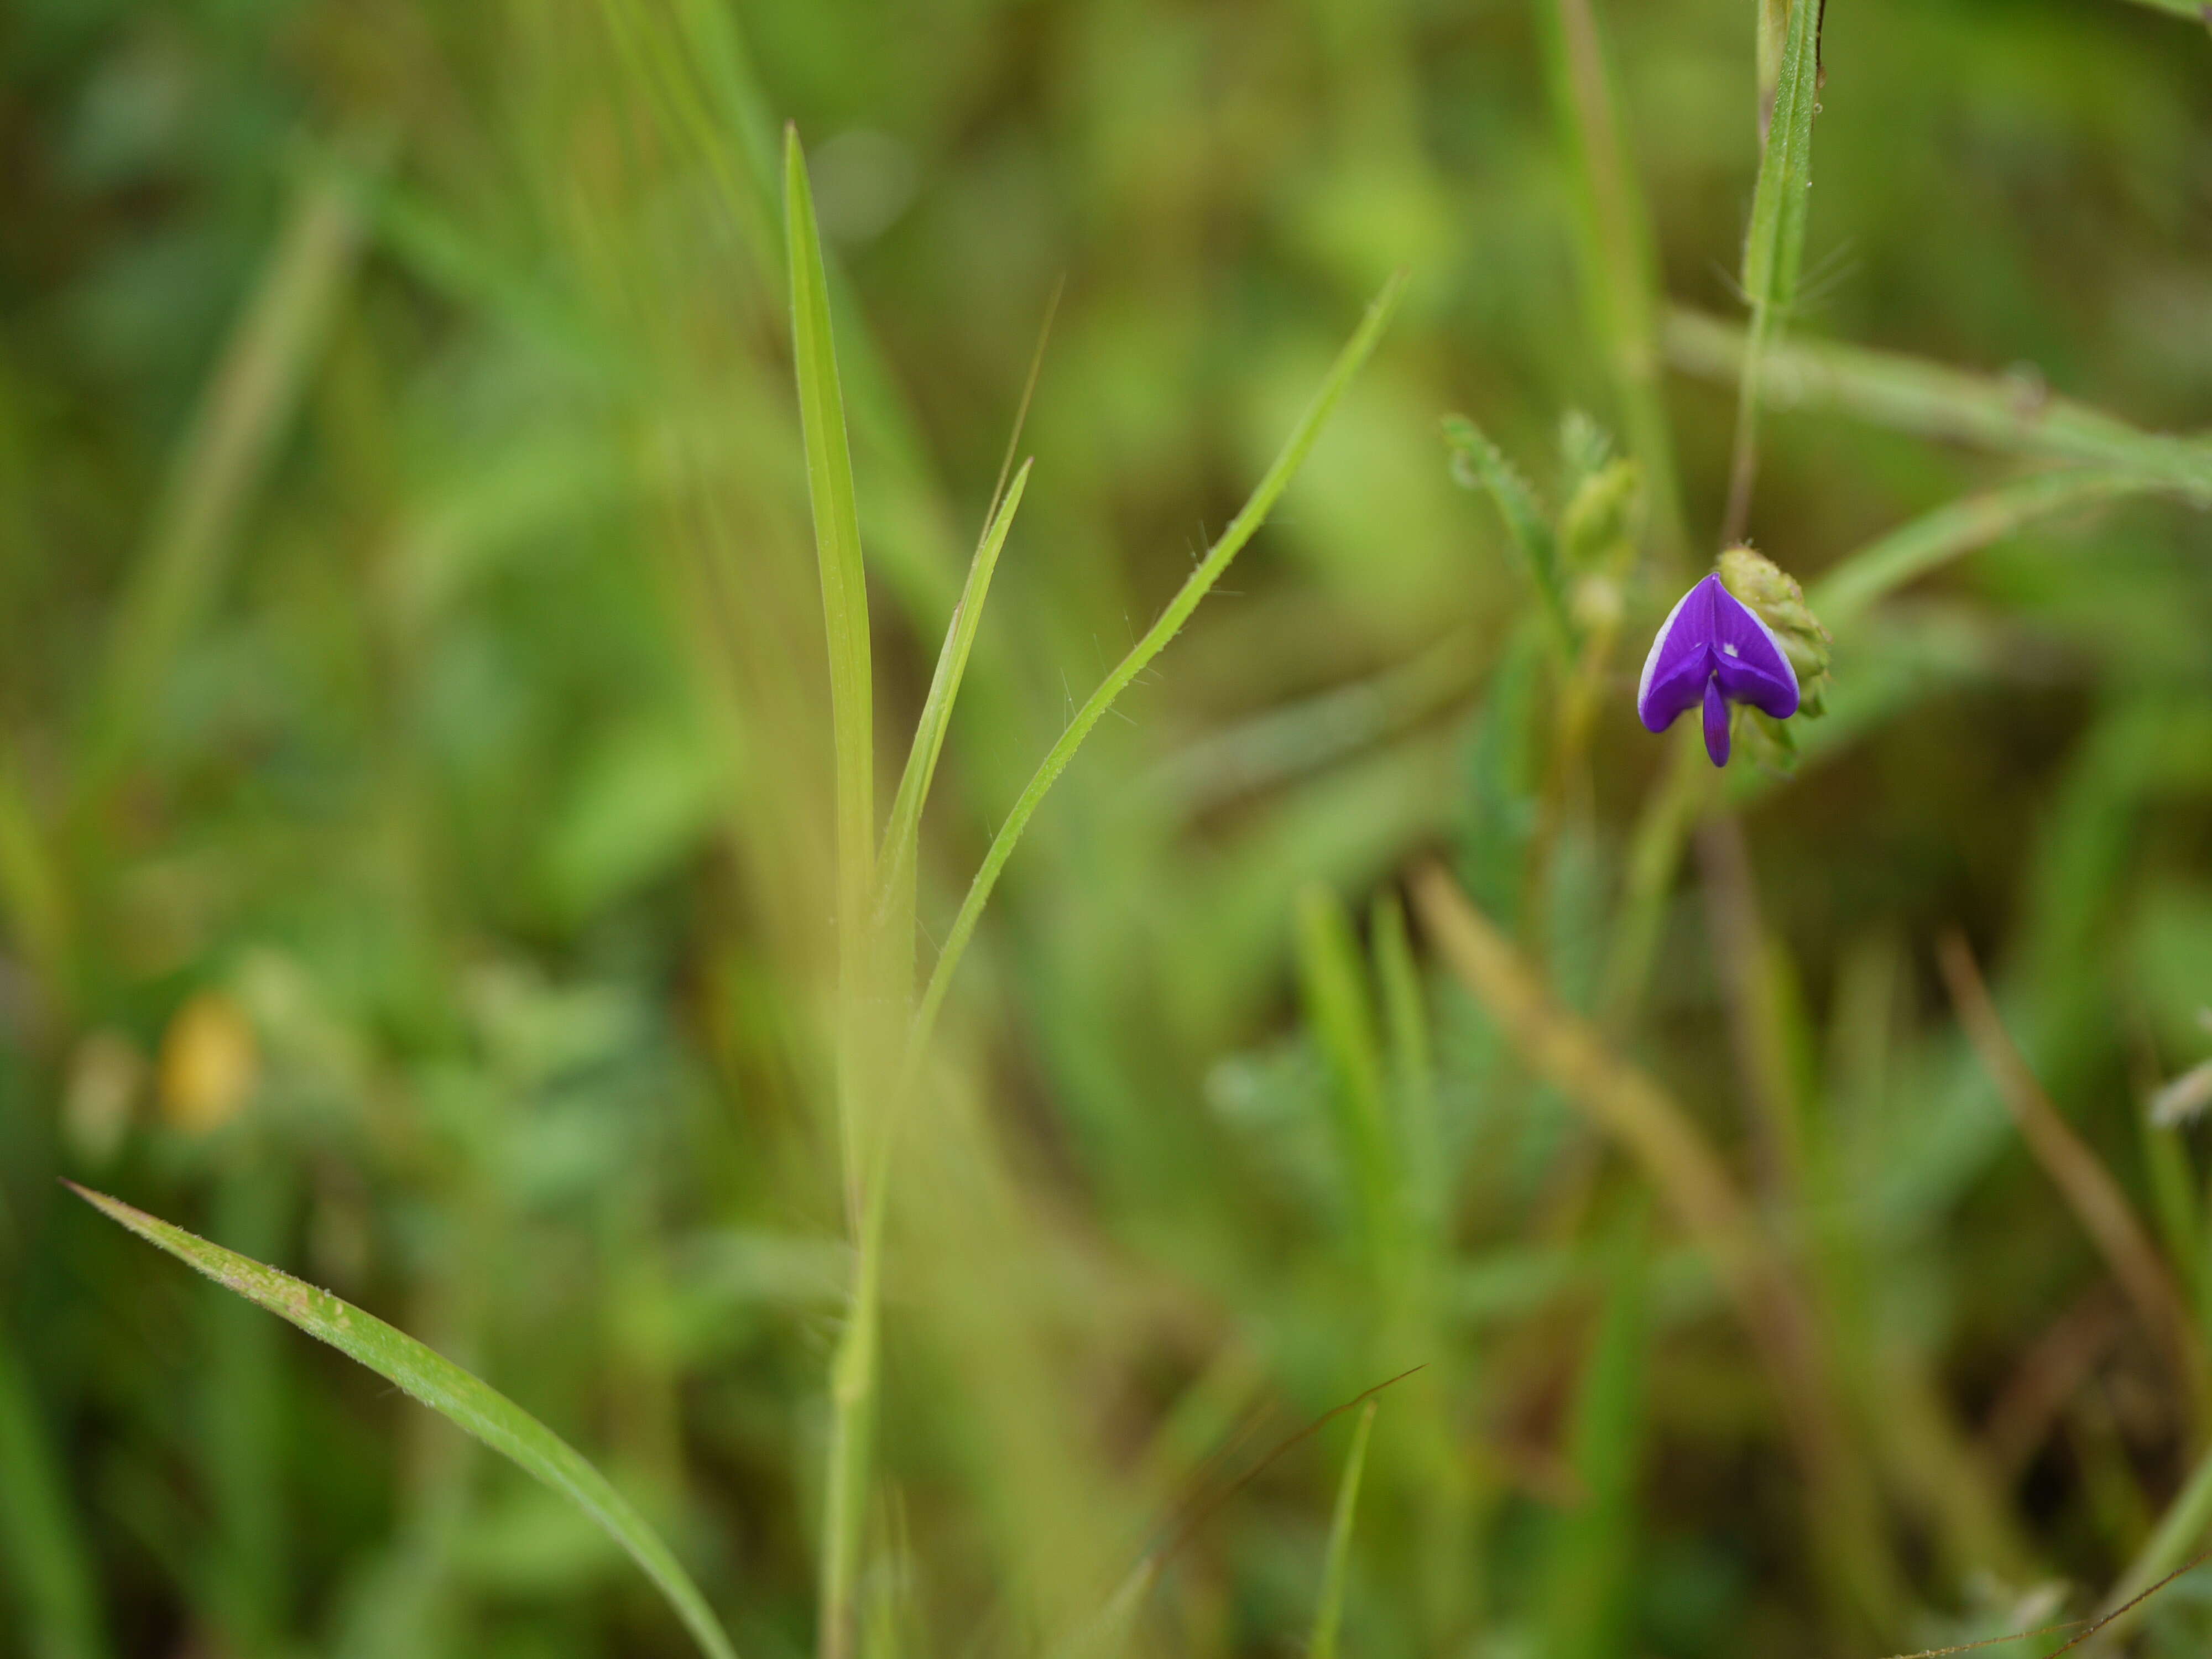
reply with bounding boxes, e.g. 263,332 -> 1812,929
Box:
1636,573 -> 1799,766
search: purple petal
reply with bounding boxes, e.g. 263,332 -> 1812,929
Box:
1636,576 -> 1720,733
1702,676 -> 1731,766
1708,581 -> 1799,719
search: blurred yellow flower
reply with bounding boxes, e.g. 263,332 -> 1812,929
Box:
158,990 -> 260,1134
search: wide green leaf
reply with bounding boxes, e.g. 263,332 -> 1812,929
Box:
69,1185 -> 739,1659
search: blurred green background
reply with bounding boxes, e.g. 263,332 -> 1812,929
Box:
4,1 -> 2212,1657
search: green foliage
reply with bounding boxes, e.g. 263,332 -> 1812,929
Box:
69,1186 -> 739,1659
7,2 -> 2212,1657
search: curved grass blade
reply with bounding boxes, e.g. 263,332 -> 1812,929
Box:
67,1185 -> 739,1659
1308,1400 -> 1376,1659
900,272 -> 1407,1080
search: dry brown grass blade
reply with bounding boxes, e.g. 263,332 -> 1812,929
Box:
1409,860 -> 1902,1626
1936,931 -> 2209,1415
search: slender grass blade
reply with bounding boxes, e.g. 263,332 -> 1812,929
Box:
69,1185 -> 740,1659
902,274 -> 1407,1076
1308,1400 -> 1376,1659
786,126 -> 877,951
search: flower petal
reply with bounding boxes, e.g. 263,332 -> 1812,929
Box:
1636,576 -> 1718,733
1702,675 -> 1731,766
1710,580 -> 1799,719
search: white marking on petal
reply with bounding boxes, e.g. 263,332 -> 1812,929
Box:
1713,581 -> 1799,696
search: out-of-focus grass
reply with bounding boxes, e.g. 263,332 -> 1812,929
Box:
4,1 -> 2212,1657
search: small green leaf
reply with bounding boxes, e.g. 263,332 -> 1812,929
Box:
68,1185 -> 739,1659
1308,1399 -> 1376,1659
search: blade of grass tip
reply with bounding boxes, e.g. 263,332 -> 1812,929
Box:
0,1324 -> 110,1659
66,1185 -> 739,1659
900,272 -> 1407,1083
81,163 -> 366,800
1721,0 -> 1822,545
979,276 -> 1064,538
1810,469 -> 2154,628
1308,1400 -> 1376,1659
1936,934 -> 2211,1417
1664,309 -> 2212,503
787,125 -> 877,962
1536,0 -> 1688,561
877,278 -> 1060,947
875,462 -> 1034,944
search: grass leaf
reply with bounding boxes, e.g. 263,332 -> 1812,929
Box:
875,460 -> 1033,953
1308,1400 -> 1376,1659
67,1185 -> 740,1659
901,273 -> 1407,1078
786,124 -> 877,964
